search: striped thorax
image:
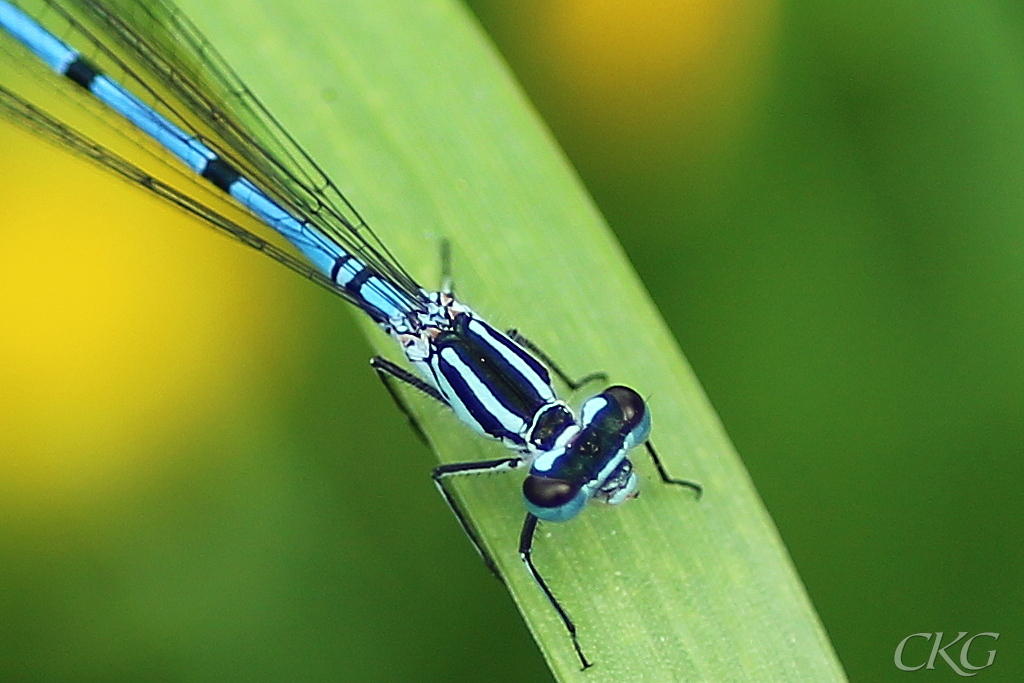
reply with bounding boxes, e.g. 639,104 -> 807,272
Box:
392,291 -> 578,455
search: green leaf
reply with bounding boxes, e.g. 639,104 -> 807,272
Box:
176,0 -> 848,679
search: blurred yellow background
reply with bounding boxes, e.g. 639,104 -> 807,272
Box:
0,126 -> 298,504
0,35 -> 539,678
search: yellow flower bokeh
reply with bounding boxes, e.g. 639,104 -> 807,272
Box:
0,125 -> 303,505
539,0 -> 778,151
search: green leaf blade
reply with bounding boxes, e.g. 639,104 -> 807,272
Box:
174,0 -> 848,679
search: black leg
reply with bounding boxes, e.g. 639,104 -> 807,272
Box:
433,457 -> 526,579
440,242 -> 600,393
370,356 -> 447,403
645,442 -> 702,498
370,356 -> 448,446
507,328 -> 607,391
519,514 -> 592,670
439,238 -> 454,296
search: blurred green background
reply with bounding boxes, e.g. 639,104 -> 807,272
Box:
0,0 -> 1020,681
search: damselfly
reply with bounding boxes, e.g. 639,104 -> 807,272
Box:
0,0 -> 701,667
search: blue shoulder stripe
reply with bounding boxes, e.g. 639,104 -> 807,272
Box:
436,346 -> 528,445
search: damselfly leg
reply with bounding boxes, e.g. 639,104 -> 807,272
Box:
507,329 -> 607,392
439,238 -> 454,296
440,239 -> 607,392
518,513 -> 592,670
432,456 -> 527,578
518,434 -> 702,670
645,442 -> 703,496
369,356 -> 448,447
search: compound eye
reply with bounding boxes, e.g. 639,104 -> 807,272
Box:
522,475 -> 576,509
523,475 -> 589,522
604,385 -> 645,425
603,385 -> 651,448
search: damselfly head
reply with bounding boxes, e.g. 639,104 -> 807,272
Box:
522,385 -> 652,521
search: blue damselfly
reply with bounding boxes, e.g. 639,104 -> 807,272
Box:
0,0 -> 701,667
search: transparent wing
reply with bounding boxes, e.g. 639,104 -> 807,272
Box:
6,0 -> 426,306
0,79 -> 371,305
